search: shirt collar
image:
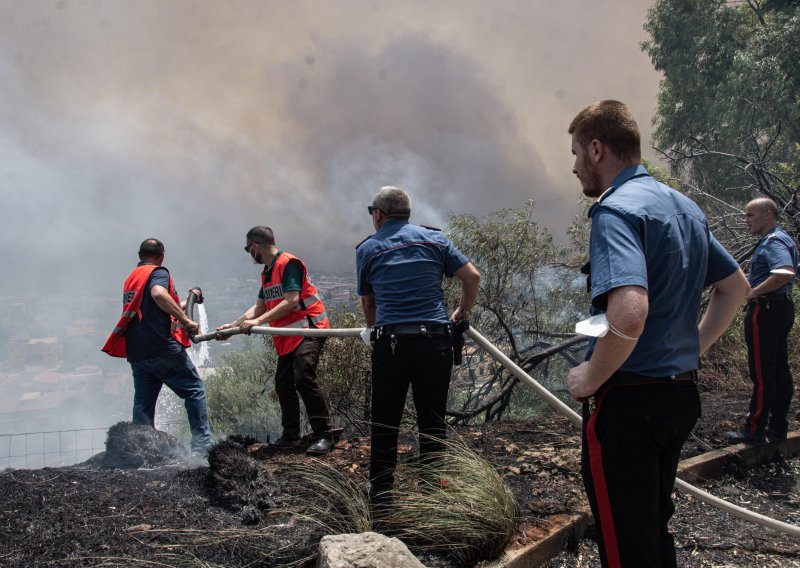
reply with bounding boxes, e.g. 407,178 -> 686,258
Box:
263,250 -> 283,273
376,218 -> 409,236
608,163 -> 649,193
758,225 -> 779,242
587,164 -> 650,218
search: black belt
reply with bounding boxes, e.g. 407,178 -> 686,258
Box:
762,291 -> 792,301
748,292 -> 792,307
608,370 -> 697,387
372,323 -> 453,340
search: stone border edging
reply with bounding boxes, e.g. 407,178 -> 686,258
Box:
485,432 -> 800,568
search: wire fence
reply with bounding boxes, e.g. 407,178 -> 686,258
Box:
0,420 -> 189,469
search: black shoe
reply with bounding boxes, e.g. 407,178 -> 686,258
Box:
765,428 -> 788,442
725,430 -> 766,445
270,436 -> 300,449
306,437 -> 334,455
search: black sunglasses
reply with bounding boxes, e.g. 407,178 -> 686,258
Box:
244,242 -> 263,253
367,205 -> 386,216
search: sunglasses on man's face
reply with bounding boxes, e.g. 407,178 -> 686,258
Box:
367,205 -> 386,216
244,242 -> 262,254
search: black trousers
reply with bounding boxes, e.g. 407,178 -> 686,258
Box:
369,334 -> 453,495
274,336 -> 331,440
744,298 -> 795,437
582,380 -> 701,568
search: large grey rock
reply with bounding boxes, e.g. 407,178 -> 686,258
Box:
317,532 -> 426,568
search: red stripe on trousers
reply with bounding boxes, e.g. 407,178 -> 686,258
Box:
749,304 -> 765,435
586,392 -> 621,567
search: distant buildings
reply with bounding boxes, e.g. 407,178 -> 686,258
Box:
0,272 -> 360,436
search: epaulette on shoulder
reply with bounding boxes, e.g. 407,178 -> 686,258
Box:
355,235 -> 372,249
420,224 -> 442,232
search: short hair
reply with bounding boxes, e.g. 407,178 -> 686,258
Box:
246,226 -> 276,245
372,186 -> 411,219
138,238 -> 164,260
568,100 -> 641,163
748,197 -> 779,218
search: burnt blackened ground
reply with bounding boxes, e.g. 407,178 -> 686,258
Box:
0,386 -> 798,567
541,456 -> 800,567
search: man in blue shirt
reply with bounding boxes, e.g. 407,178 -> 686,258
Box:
727,198 -> 799,445
356,186 -> 480,510
566,101 -> 748,567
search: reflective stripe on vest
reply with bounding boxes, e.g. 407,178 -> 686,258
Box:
283,310 -> 329,329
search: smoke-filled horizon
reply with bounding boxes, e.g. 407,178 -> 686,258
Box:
0,0 -> 666,451
0,0 -> 661,297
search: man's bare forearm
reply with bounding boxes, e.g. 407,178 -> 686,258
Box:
361,295 -> 376,327
746,271 -> 792,300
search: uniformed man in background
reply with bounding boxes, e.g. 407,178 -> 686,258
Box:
727,197 -> 799,444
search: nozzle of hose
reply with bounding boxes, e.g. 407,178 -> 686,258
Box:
190,287 -> 204,304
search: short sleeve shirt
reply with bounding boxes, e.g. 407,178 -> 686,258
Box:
125,262 -> 184,362
586,165 -> 739,376
747,226 -> 798,294
356,220 -> 469,326
258,252 -> 304,301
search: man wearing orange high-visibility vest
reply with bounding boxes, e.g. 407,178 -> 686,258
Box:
102,238 -> 213,455
217,226 -> 334,456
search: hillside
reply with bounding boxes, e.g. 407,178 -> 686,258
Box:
1,387 -> 798,567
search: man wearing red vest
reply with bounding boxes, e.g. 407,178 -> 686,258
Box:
102,238 -> 213,455
216,226 -> 333,455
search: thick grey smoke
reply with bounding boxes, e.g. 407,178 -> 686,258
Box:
0,1 -> 661,445
0,0 -> 660,293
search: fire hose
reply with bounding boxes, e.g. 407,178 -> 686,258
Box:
183,294 -> 800,538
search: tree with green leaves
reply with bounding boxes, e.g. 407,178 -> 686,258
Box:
203,336 -> 280,439
642,0 -> 800,389
444,200 -> 588,422
642,0 -> 800,249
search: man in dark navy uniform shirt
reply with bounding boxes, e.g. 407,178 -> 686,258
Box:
125,239 -> 212,454
356,186 -> 480,509
727,198 -> 799,444
566,101 -> 748,567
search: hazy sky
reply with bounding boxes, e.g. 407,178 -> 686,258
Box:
0,0 -> 661,295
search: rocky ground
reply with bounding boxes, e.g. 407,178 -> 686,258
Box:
0,386 -> 798,567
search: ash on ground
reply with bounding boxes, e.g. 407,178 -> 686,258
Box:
100,421 -> 187,468
0,387 -> 798,567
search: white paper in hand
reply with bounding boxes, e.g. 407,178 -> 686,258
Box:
575,314 -> 609,338
360,327 -> 373,347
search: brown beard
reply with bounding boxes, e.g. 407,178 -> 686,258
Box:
581,154 -> 604,198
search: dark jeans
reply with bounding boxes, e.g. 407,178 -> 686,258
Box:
744,298 -> 795,437
369,334 -> 453,496
582,380 -> 700,568
274,336 -> 331,440
130,350 -> 212,453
